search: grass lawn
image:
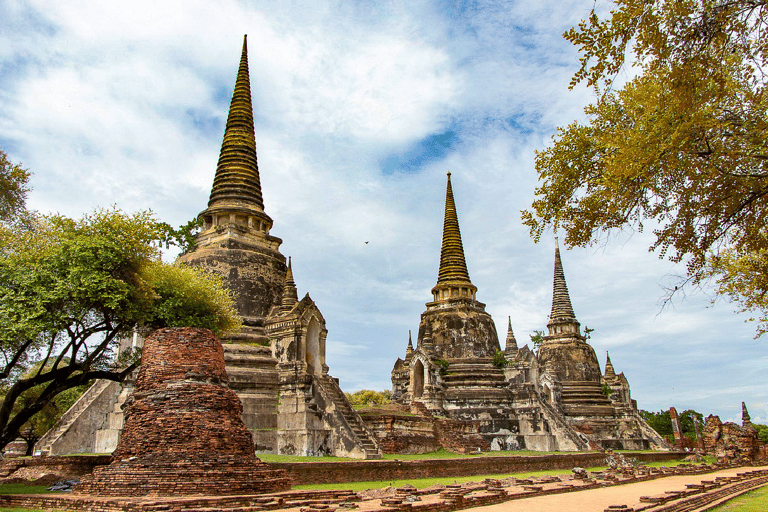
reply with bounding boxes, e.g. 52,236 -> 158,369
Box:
0,509 -> 50,512
0,484 -> 53,495
292,466 -> 610,491
260,448 -> 592,463
708,484 -> 768,512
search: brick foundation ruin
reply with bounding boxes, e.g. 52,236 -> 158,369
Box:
702,403 -> 767,463
74,327 -> 290,496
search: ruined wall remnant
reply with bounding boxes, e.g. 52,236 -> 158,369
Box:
74,328 -> 290,497
702,406 -> 767,462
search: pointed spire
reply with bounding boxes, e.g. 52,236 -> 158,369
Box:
504,316 -> 518,354
605,352 -> 616,379
280,256 -> 299,311
742,402 -> 752,426
546,242 -> 581,337
437,173 -> 472,284
406,330 -> 414,357
208,35 -> 265,210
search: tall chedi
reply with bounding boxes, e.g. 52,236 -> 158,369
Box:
177,36 -> 288,451
392,173 -> 501,407
178,35 -> 286,345
536,244 -> 603,383
418,172 -> 500,359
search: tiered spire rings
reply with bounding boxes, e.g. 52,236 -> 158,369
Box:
431,173 -> 478,303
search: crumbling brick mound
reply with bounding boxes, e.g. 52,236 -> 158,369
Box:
113,382 -> 254,458
74,327 -> 289,496
702,414 -> 766,462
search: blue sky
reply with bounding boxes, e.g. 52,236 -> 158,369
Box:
0,0 -> 765,425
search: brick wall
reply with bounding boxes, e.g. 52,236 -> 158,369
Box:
271,451 -> 685,485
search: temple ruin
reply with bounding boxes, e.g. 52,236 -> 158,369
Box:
702,402 -> 767,462
387,173 -> 669,452
35,36 -> 382,460
37,37 -> 668,459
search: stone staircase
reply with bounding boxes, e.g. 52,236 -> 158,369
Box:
35,379 -> 116,455
93,381 -> 134,453
317,376 -> 382,459
441,363 -> 507,388
559,381 -> 615,417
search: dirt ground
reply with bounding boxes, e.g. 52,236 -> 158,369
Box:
470,465 -> 768,512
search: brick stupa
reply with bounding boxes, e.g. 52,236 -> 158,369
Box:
74,328 -> 290,496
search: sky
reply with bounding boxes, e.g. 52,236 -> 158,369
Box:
0,0 -> 765,425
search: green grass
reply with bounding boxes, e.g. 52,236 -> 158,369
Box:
257,453 -> 359,463
0,508 -> 52,512
708,484 -> 768,512
260,448 -> 568,463
380,449 -> 564,460
293,466 -> 609,491
0,484 -> 53,495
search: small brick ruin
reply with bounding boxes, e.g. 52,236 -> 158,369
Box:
701,403 -> 767,462
74,327 -> 290,496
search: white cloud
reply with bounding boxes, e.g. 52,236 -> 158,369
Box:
0,0 -> 761,423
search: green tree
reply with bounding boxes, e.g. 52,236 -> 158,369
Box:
1,361 -> 91,455
522,0 -> 768,335
0,150 -> 30,225
679,409 -> 704,440
529,330 -> 545,350
640,409 -> 673,438
345,389 -> 392,408
754,424 -> 768,444
0,208 -> 241,451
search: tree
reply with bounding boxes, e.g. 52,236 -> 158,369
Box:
0,150 -> 30,225
640,409 -> 673,438
529,330 -> 545,350
0,208 -> 241,451
345,389 -> 393,408
522,0 -> 768,335
754,423 -> 768,444
1,361 -> 91,455
678,409 -> 704,440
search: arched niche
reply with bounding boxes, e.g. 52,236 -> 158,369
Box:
306,316 -> 323,376
411,359 -> 426,399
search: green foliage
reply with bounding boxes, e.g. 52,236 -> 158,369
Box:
492,350 -> 508,369
143,261 -> 241,336
435,358 -> 449,376
640,408 -> 704,441
345,389 -> 392,408
601,384 -> 613,397
640,409 -> 673,437
7,362 -> 90,454
678,409 -> 705,439
754,424 -> 768,444
157,216 -> 203,253
0,150 -> 30,225
529,330 -> 545,350
0,207 -> 240,451
522,0 -> 768,336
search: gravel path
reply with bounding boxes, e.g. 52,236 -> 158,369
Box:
469,465 -> 768,512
